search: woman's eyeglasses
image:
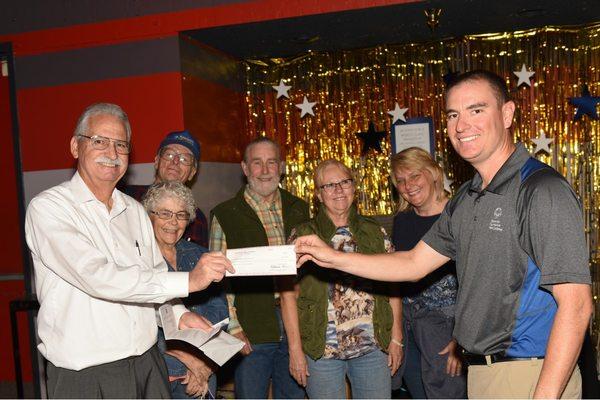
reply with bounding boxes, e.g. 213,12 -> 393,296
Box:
319,178 -> 354,193
150,210 -> 190,221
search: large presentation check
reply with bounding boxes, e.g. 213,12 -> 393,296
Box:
226,244 -> 297,277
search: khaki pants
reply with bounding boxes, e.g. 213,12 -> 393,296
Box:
468,359 -> 581,399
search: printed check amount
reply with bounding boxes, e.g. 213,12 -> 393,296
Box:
225,244 -> 297,277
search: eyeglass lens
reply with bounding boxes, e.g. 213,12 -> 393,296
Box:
153,210 -> 190,220
161,151 -> 194,166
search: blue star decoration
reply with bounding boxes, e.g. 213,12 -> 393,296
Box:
356,122 -> 386,155
569,84 -> 600,121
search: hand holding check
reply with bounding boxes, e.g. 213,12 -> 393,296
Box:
294,234 -> 339,269
189,252 -> 235,292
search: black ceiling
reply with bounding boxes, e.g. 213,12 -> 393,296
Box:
185,0 -> 600,60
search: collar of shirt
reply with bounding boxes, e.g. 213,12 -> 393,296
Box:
243,184 -> 282,212
71,171 -> 127,218
469,142 -> 530,196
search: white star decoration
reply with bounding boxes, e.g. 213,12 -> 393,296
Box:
443,174 -> 453,193
531,131 -> 554,154
388,102 -> 408,123
295,96 -> 316,118
513,64 -> 535,87
272,79 -> 291,99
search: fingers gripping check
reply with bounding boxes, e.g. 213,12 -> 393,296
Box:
189,251 -> 235,292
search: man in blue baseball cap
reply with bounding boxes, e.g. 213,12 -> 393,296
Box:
124,130 -> 208,247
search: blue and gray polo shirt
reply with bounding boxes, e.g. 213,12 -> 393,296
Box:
423,143 -> 591,357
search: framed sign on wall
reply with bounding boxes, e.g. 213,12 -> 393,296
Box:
390,117 -> 435,156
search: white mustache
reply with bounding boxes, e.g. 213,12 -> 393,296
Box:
95,156 -> 122,166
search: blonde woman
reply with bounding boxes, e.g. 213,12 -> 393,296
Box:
390,147 -> 465,398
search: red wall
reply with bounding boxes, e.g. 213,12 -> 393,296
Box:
18,72 -> 185,170
0,65 -> 23,272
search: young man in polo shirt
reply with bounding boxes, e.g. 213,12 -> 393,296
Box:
295,70 -> 592,399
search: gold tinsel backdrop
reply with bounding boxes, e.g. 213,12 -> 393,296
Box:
242,23 -> 600,334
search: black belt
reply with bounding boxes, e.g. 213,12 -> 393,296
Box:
462,351 -> 544,366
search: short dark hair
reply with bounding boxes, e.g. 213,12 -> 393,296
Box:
445,70 -> 510,106
243,137 -> 281,163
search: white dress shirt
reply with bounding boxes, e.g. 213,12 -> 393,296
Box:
25,172 -> 189,370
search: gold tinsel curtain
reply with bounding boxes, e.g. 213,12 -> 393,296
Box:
242,23 -> 600,335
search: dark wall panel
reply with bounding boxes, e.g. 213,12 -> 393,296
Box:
0,280 -> 32,381
16,36 -> 181,89
1,0 -> 249,35
180,36 -> 245,163
180,36 -> 243,92
182,73 -> 245,163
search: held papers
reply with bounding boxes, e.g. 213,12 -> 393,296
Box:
159,303 -> 244,366
226,244 -> 297,277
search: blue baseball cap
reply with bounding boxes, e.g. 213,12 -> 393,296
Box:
158,130 -> 200,161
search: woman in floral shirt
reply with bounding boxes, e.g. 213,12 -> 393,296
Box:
280,159 -> 402,398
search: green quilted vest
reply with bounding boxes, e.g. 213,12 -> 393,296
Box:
211,187 -> 309,344
294,205 -> 393,359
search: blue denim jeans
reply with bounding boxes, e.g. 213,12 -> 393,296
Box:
305,348 -> 391,399
392,321 -> 426,398
233,308 -> 305,399
395,303 -> 466,399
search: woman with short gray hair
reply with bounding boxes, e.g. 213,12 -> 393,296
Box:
143,181 -> 227,398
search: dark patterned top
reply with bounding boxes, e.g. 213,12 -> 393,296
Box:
123,184 -> 209,248
392,209 -> 458,310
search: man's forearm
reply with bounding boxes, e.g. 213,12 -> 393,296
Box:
333,242 -> 448,282
533,284 -> 592,398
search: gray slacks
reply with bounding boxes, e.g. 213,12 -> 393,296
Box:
46,344 -> 171,399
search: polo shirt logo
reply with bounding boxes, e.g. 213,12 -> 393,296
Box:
489,207 -> 504,231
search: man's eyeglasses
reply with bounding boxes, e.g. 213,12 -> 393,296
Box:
160,150 -> 195,166
78,134 -> 131,154
319,178 -> 354,193
151,210 -> 191,221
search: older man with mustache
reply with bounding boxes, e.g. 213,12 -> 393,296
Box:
25,103 -> 234,398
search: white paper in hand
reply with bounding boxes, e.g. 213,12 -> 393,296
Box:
200,330 -> 245,366
159,304 -> 244,366
226,244 -> 297,277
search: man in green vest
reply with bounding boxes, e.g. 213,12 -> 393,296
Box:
210,137 -> 309,399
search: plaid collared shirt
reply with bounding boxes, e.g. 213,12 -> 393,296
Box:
209,185 -> 284,335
